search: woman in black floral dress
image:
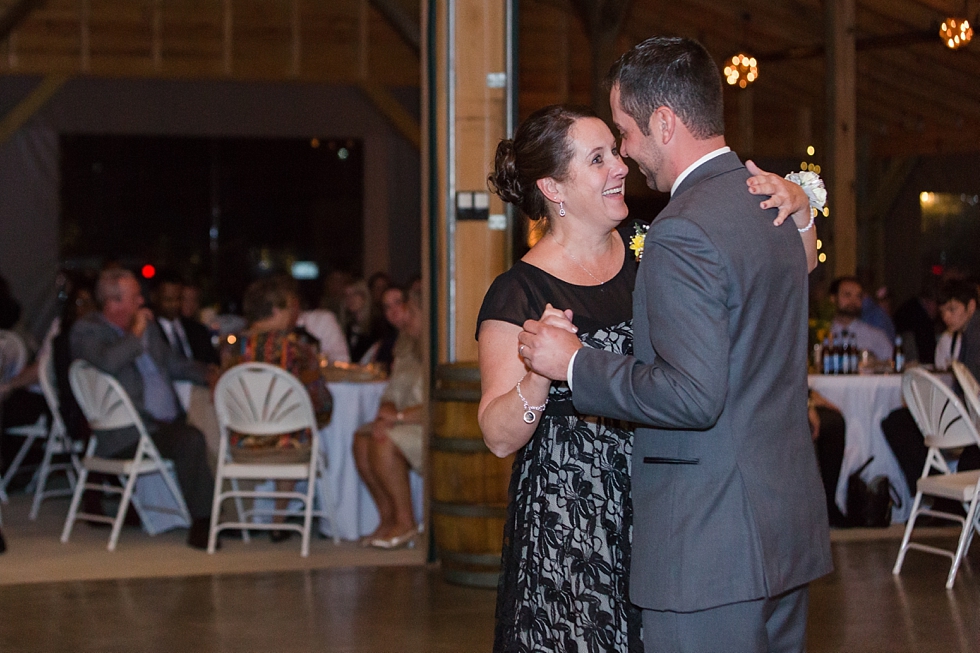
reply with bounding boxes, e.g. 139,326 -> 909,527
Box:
476,105 -> 815,653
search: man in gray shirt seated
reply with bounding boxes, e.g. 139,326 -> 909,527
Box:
829,276 -> 894,361
70,268 -> 216,549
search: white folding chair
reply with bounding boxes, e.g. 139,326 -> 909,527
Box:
1,349 -> 83,518
952,361 -> 980,426
61,360 -> 190,551
0,329 -> 30,504
893,367 -> 980,588
209,362 -> 336,556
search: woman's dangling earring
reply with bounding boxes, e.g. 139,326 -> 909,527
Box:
559,201 -> 566,217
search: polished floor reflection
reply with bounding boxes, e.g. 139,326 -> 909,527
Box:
0,536 -> 977,652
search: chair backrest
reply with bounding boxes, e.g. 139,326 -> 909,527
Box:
68,359 -> 145,433
0,329 -> 28,381
903,367 -> 980,451
951,361 -> 980,424
36,348 -> 67,435
214,362 -> 318,437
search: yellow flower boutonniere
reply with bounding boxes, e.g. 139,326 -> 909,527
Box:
630,223 -> 650,261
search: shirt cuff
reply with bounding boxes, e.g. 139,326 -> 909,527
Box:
567,349 -> 579,392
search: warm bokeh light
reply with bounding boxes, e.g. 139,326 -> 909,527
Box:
141,264 -> 155,279
818,253 -> 827,263
816,239 -> 822,250
806,146 -> 815,156
940,18 -> 973,50
724,54 -> 758,88
227,334 -> 237,345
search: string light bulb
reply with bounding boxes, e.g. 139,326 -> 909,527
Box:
940,18 -> 973,49
724,54 -> 759,88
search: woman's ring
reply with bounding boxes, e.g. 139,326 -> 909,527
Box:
519,344 -> 526,356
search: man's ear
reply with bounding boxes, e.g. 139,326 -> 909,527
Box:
650,106 -> 676,143
536,177 -> 561,204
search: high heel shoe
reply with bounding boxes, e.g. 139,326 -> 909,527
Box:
370,528 -> 417,549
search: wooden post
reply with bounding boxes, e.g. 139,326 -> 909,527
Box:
826,0 -> 857,277
426,0 -> 510,363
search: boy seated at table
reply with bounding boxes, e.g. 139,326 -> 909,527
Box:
883,280 -> 980,507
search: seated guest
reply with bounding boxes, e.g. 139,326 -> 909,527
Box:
934,280 -> 977,371
884,279 -> 980,498
340,279 -> 389,364
860,284 -> 896,341
295,282 -> 349,364
180,281 -> 204,321
223,278 -> 333,542
70,269 -> 216,549
152,273 -> 219,365
892,285 -> 938,366
370,285 -> 409,373
353,289 -> 424,548
808,390 -> 847,528
829,276 -> 893,361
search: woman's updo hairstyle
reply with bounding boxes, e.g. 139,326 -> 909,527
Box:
487,104 -> 597,221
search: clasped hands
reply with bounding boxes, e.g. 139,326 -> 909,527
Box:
517,304 -> 582,382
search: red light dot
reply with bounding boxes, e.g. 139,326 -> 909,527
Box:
141,264 -> 156,279
931,265 -> 944,277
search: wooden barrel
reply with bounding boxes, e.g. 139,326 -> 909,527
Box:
430,361 -> 513,588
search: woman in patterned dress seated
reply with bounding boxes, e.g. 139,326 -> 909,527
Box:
223,277 -> 332,541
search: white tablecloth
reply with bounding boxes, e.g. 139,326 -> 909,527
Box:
317,380 -> 423,540
809,374 -> 915,522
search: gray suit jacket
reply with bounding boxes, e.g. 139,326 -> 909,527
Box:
70,313 -> 208,427
574,152 -> 832,612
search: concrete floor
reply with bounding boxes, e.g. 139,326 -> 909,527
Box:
0,535 -> 977,652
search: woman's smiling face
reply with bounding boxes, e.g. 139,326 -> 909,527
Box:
553,117 -> 629,227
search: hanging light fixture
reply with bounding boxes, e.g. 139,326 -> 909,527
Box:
940,17 -> 973,49
724,54 -> 759,89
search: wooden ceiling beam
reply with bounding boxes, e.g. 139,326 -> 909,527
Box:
0,0 -> 46,41
368,0 -> 419,55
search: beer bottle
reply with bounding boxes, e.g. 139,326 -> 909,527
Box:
893,335 -> 906,373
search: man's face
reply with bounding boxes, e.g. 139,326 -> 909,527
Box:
382,289 -> 407,329
180,286 -> 201,319
610,85 -> 669,193
154,282 -> 182,321
940,299 -> 976,332
833,280 -> 863,318
106,277 -> 144,327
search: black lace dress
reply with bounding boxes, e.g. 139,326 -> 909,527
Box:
476,227 -> 642,653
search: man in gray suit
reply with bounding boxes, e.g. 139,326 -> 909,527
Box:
71,268 -> 216,549
519,37 -> 832,652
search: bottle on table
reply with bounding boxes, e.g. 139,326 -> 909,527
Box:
822,337 -> 832,375
847,333 -> 859,375
840,331 -> 852,374
893,335 -> 906,373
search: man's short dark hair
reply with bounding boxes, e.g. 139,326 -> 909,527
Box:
605,36 -> 724,139
938,279 -> 979,307
829,276 -> 861,297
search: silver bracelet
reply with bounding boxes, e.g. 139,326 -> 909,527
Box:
516,380 -> 547,424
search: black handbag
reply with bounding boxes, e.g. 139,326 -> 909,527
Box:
846,456 -> 901,528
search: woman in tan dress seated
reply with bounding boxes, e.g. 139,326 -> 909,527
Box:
353,287 -> 424,549
223,277 -> 332,541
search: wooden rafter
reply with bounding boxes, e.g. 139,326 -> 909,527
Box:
0,0 -> 45,41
